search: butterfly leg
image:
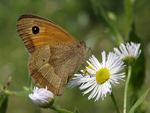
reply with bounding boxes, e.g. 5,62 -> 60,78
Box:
86,47 -> 93,57
82,64 -> 92,77
78,70 -> 84,77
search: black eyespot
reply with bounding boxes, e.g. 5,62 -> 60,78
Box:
32,26 -> 39,34
43,59 -> 45,62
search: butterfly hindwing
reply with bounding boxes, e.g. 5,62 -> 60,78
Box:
29,43 -> 85,95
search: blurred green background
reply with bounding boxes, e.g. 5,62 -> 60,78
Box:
0,0 -> 150,113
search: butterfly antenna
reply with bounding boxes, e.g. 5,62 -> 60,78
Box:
83,31 -> 108,42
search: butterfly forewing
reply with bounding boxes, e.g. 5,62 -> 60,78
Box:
17,14 -> 81,54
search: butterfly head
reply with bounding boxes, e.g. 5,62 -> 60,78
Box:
80,41 -> 86,49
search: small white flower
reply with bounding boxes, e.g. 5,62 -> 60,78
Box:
70,51 -> 125,101
29,87 -> 54,108
114,42 -> 141,65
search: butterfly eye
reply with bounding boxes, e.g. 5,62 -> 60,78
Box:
32,26 -> 39,34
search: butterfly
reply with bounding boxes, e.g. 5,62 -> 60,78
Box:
17,14 -> 86,96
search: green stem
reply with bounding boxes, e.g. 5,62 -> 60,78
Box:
91,0 -> 124,45
4,90 -> 16,95
110,92 -> 120,113
123,65 -> 132,113
49,104 -> 73,113
28,76 -> 33,91
124,0 -> 132,39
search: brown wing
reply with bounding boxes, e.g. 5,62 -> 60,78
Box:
17,14 -> 81,54
28,43 -> 86,96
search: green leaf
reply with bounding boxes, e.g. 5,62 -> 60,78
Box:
128,21 -> 146,112
0,94 -> 8,113
74,108 -> 80,113
4,90 -> 31,97
128,89 -> 149,113
14,90 -> 31,96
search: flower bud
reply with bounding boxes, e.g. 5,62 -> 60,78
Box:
29,87 -> 54,108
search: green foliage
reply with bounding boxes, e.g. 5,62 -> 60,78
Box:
129,89 -> 149,113
91,0 -> 124,45
74,108 -> 80,113
13,90 -> 31,96
128,21 -> 146,113
0,0 -> 150,113
91,0 -> 148,113
0,93 -> 8,113
124,0 -> 132,36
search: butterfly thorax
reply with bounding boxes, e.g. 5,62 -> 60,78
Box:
80,41 -> 86,48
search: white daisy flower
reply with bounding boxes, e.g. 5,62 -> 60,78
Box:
77,51 -> 125,101
29,86 -> 54,108
114,42 -> 141,65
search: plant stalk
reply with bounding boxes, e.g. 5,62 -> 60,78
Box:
123,65 -> 132,113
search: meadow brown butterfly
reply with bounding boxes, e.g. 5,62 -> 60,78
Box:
17,14 -> 86,96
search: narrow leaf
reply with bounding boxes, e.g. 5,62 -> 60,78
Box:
74,108 -> 80,113
128,89 -> 149,113
14,90 -> 31,96
0,94 -> 8,113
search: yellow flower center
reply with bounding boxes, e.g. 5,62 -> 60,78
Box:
96,67 -> 110,84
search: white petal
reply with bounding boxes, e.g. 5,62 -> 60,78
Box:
80,78 -> 95,89
101,51 -> 106,67
95,86 -> 102,101
90,55 -> 102,70
86,61 -> 97,71
83,82 -> 97,95
114,48 -> 122,57
120,43 -> 128,56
